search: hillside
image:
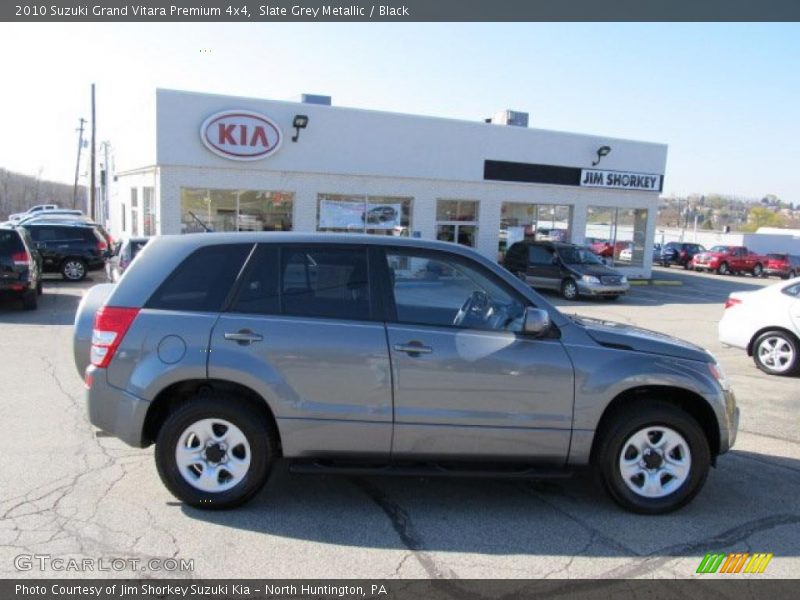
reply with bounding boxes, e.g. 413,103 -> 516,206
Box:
0,168 -> 86,219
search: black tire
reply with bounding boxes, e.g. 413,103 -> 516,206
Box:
21,289 -> 38,311
751,263 -> 763,278
716,262 -> 729,276
752,330 -> 800,376
662,262 -> 670,268
604,295 -> 621,301
36,279 -> 43,296
61,258 -> 87,281
155,394 -> 277,509
788,270 -> 797,280
683,262 -> 689,270
594,401 -> 710,514
560,278 -> 579,301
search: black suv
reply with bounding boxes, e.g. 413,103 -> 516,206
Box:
0,226 -> 42,310
659,242 -> 705,269
503,240 -> 630,300
20,222 -> 108,281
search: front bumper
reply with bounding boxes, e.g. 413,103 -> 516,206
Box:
577,281 -> 630,297
720,388 -> 740,454
764,268 -> 789,278
85,365 -> 151,448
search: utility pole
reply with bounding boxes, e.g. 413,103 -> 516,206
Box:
72,118 -> 86,209
90,83 -> 97,220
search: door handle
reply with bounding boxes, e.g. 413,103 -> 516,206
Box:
224,330 -> 263,345
393,342 -> 433,356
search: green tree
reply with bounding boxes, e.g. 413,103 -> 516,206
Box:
740,206 -> 788,232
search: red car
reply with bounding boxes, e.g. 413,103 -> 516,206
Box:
588,239 -> 628,258
691,246 -> 768,276
763,253 -> 800,279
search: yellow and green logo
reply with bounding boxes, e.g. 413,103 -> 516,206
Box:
696,552 -> 773,574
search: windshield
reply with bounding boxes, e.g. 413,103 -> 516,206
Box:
559,246 -> 604,265
709,246 -> 732,253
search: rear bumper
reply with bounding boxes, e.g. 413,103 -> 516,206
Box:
85,365 -> 151,448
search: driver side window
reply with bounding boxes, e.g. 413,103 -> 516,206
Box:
385,250 -> 526,332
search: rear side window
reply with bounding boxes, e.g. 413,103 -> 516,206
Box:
230,246 -> 281,315
0,230 -> 24,254
147,244 -> 252,312
281,246 -> 370,320
528,245 -> 553,265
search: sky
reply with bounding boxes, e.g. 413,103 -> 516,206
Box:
1,22 -> 799,200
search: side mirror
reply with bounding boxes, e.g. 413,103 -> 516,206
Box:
523,307 -> 551,336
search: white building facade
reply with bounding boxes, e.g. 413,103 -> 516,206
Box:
113,89 -> 668,278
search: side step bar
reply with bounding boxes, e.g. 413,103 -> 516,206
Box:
288,460 -> 572,480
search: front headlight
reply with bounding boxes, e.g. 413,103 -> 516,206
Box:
581,275 -> 600,284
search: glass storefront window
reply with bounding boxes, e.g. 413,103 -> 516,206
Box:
499,202 -> 572,255
142,187 -> 155,236
436,199 -> 478,248
130,189 -> 139,236
584,206 -> 648,267
180,188 -> 294,233
316,194 -> 412,236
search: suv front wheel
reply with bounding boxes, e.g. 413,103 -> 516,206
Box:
595,401 -> 710,514
155,394 -> 277,509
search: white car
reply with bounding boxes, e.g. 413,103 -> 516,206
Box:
719,277 -> 800,375
619,246 -> 633,262
8,204 -> 59,221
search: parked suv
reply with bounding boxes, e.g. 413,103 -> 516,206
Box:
105,237 -> 150,282
763,253 -> 800,279
504,240 -> 629,300
0,226 -> 42,309
21,222 -> 108,281
659,242 -> 705,269
73,234 -> 738,514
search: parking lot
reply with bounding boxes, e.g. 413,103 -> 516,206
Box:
0,267 -> 798,579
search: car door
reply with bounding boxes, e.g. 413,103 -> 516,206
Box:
382,247 -> 575,462
525,244 -> 560,290
208,243 -> 393,459
27,225 -> 62,270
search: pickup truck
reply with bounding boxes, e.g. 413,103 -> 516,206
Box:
690,245 -> 768,276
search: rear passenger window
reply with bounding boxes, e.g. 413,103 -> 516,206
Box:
280,247 -> 370,320
0,230 -> 24,253
528,245 -> 553,265
230,246 -> 281,315
147,244 -> 252,312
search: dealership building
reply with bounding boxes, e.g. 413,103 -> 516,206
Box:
112,89 -> 668,278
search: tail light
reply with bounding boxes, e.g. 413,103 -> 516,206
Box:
90,307 -> 140,368
96,239 -> 108,253
11,251 -> 30,266
724,297 -> 742,309
679,250 -> 688,258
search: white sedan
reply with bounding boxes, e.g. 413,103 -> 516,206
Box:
719,277 -> 800,375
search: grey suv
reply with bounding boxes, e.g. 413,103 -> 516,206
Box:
73,233 -> 738,514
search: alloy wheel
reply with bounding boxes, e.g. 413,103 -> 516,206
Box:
756,336 -> 796,374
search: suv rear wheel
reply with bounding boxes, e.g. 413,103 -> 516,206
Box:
752,330 -> 799,376
61,258 -> 87,281
595,401 -> 710,514
155,394 -> 277,509
22,289 -> 38,310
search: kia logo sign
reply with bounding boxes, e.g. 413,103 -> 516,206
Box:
200,110 -> 282,161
